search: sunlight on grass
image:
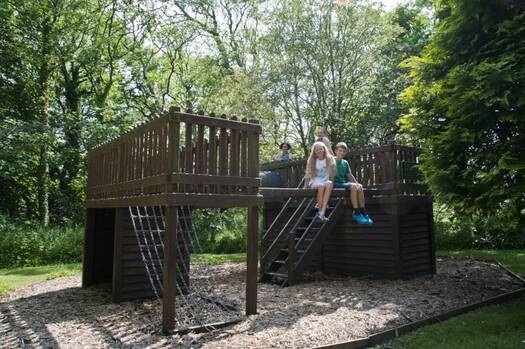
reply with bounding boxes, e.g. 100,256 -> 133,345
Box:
375,249 -> 525,349
191,253 -> 246,264
0,263 -> 82,297
0,254 -> 246,297
438,249 -> 525,276
377,297 -> 525,349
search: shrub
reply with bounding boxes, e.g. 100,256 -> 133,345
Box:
434,206 -> 525,250
0,215 -> 83,268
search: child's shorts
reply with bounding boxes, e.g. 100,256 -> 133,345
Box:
334,181 -> 357,189
308,177 -> 331,188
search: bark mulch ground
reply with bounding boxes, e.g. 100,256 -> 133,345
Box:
1,257 -> 523,348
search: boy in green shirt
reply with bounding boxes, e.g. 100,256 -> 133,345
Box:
334,142 -> 373,225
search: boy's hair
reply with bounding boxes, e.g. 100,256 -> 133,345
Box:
335,142 -> 348,151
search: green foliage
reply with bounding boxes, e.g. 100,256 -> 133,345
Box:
0,215 -> 83,268
191,208 -> 247,254
400,1 -> 525,230
435,205 -> 525,250
377,297 -> 525,349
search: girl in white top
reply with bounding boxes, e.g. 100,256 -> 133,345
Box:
304,141 -> 335,221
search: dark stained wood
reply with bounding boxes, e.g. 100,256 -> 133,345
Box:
246,205 -> 258,315
218,115 -> 229,193
208,113 -> 218,192
262,194 -> 434,281
112,208 -> 126,302
167,109 -> 180,192
162,205 -> 178,334
86,193 -> 263,209
184,121 -> 193,190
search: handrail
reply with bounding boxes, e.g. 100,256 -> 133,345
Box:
261,197 -> 308,262
260,143 -> 424,193
86,107 -> 261,202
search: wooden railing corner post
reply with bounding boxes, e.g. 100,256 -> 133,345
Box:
166,110 -> 180,194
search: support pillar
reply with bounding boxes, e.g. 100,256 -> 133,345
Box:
162,205 -> 178,333
246,205 -> 258,315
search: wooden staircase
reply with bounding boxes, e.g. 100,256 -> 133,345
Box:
260,197 -> 345,286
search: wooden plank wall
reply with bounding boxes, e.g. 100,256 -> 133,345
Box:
108,209 -> 189,302
322,199 -> 398,278
262,196 -> 435,280
399,197 -> 435,277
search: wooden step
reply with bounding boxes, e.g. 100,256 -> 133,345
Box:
265,271 -> 288,279
281,248 -> 305,254
295,237 -> 313,243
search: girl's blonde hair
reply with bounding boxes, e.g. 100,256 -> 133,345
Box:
305,141 -> 335,180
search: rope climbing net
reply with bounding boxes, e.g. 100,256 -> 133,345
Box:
128,206 -> 242,333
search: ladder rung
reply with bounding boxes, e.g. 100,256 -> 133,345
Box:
265,271 -> 288,279
281,248 -> 305,254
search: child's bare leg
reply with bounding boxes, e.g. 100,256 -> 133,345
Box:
316,186 -> 324,212
357,184 -> 365,207
320,181 -> 333,217
350,185 -> 358,208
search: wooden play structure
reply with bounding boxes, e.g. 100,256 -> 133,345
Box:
259,144 -> 435,286
82,107 -> 261,333
82,107 -> 436,334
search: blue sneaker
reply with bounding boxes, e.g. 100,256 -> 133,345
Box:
362,214 -> 373,225
314,212 -> 323,223
352,213 -> 368,225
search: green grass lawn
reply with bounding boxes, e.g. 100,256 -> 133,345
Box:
438,249 -> 525,277
0,263 -> 82,297
0,253 -> 246,297
376,249 -> 525,349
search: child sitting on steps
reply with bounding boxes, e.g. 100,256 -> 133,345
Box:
333,142 -> 373,225
304,141 -> 335,222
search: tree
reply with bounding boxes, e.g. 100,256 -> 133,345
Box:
400,0 -> 525,229
260,0 -> 403,156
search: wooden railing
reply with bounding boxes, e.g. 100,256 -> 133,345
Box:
86,107 -> 261,203
260,143 -> 427,196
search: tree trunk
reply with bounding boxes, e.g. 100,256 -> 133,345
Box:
37,17 -> 52,227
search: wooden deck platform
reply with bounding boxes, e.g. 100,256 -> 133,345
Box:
259,144 -> 436,282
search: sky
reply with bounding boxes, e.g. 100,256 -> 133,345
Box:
380,0 -> 408,10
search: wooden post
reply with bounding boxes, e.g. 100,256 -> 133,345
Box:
246,205 -> 258,315
391,195 -> 402,279
112,207 -> 125,302
162,205 -> 178,334
167,108 -> 180,193
428,198 -> 437,274
246,123 -> 260,315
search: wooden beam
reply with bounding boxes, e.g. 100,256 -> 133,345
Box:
246,205 -> 258,315
162,205 -> 178,334
170,173 -> 260,187
86,193 -> 263,208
